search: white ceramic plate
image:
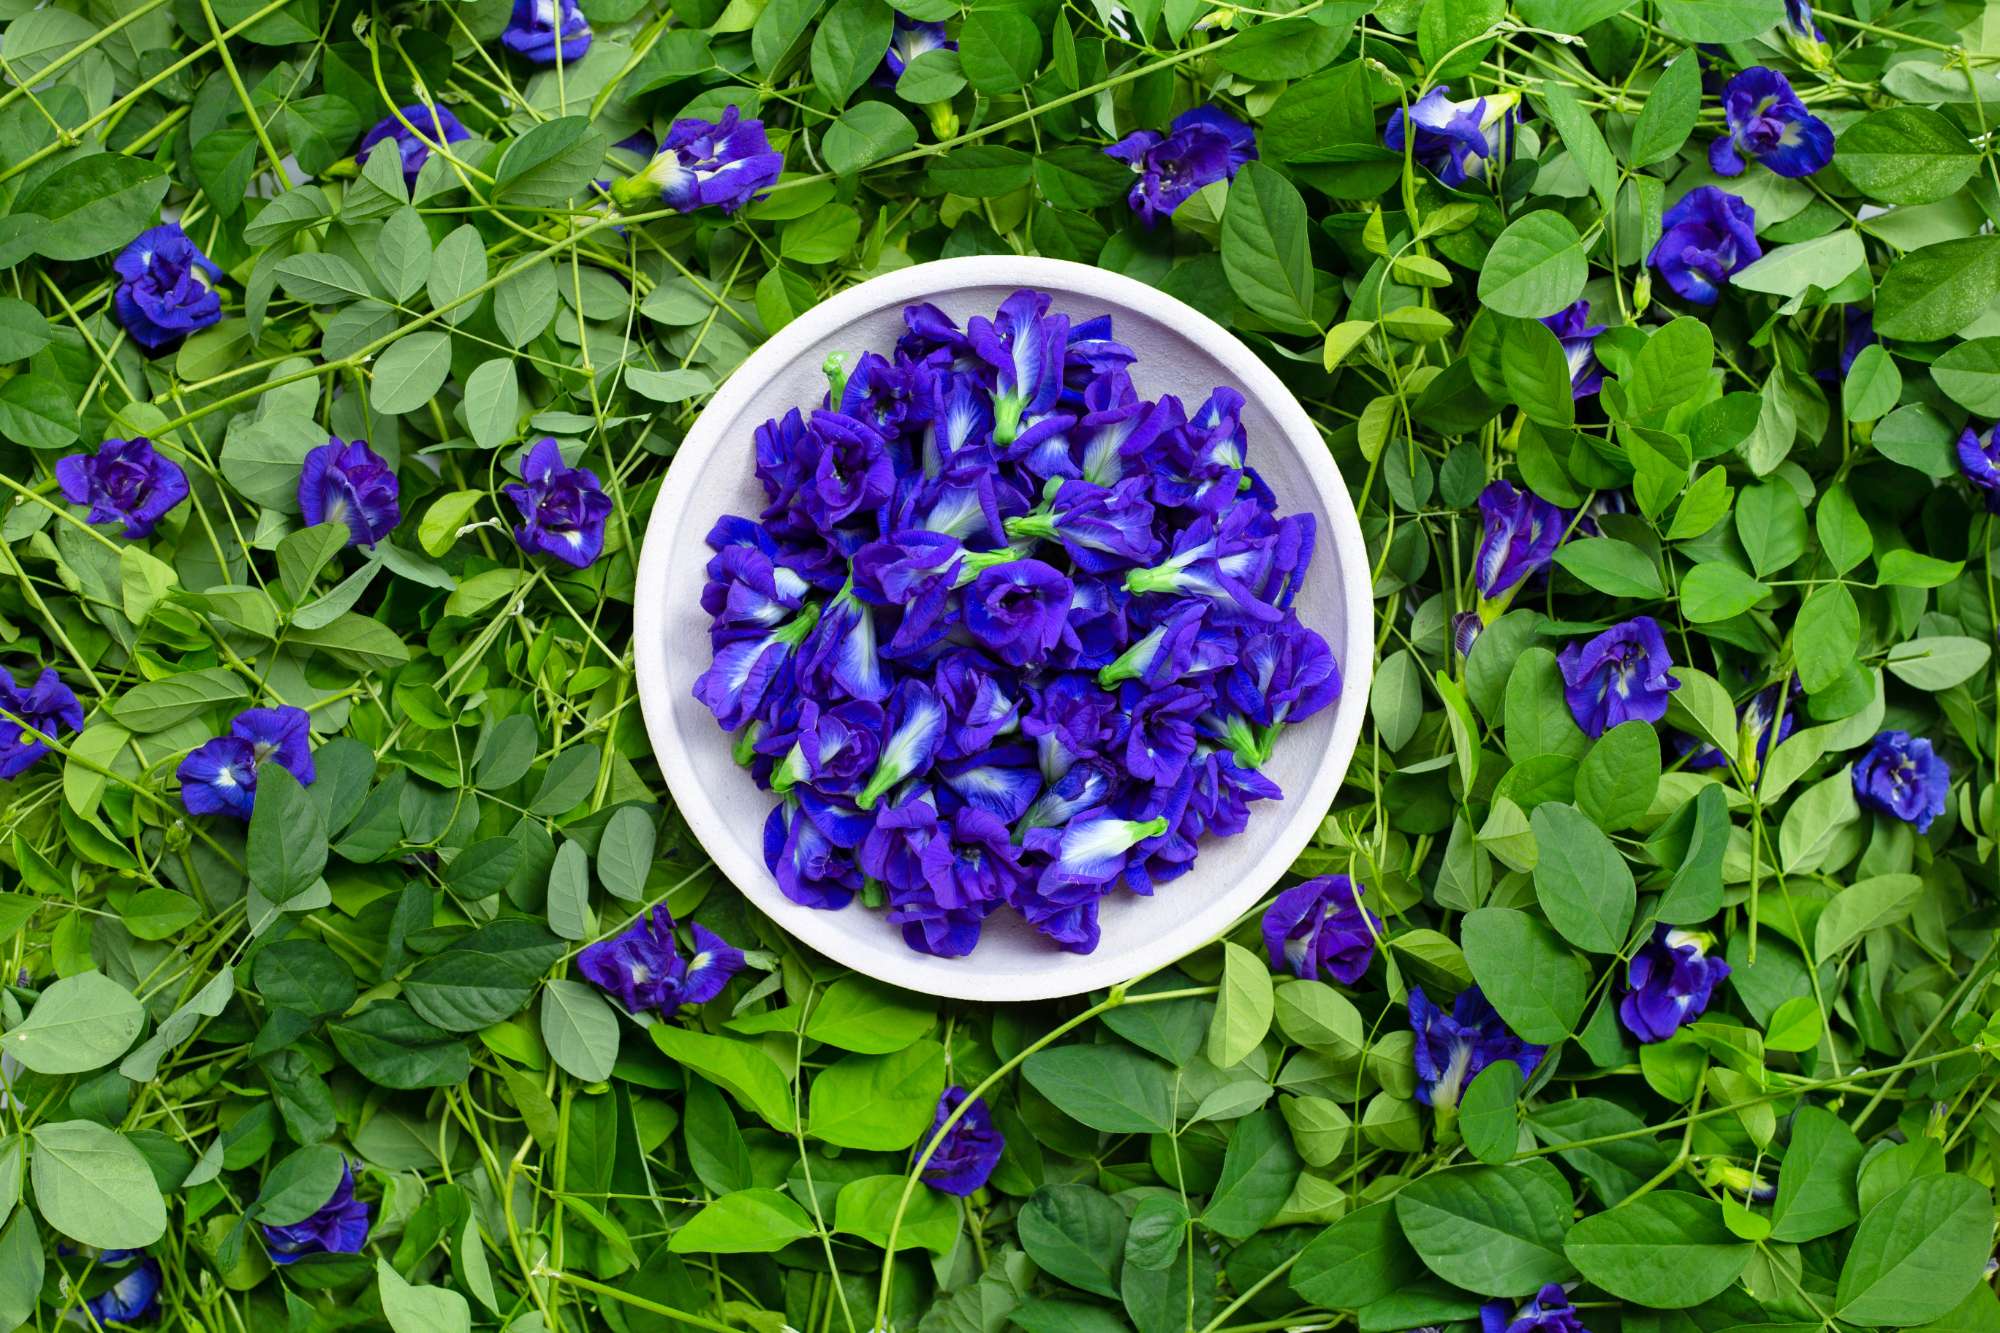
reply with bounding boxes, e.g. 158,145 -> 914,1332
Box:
633,256 -> 1373,1001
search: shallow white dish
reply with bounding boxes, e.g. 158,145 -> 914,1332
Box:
632,256 -> 1373,1001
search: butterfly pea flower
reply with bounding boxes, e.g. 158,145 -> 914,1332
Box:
1104,106 -> 1258,226
1618,925 -> 1732,1043
1063,317 -> 1139,400
1018,810 -> 1172,951
1852,730 -> 1950,833
178,706 -> 316,820
1008,479 -> 1161,574
695,605 -> 818,733
855,532 -> 965,658
801,410 -> 896,531
1123,506 -> 1286,624
1681,680 -> 1797,777
1098,600 -> 1213,690
1839,309 -> 1875,377
1227,617 -> 1340,735
857,679 -> 946,809
299,437 -> 399,548
1452,611 -> 1484,660
1711,67 -> 1834,179
1558,616 -> 1680,738
1649,186 -> 1760,306
839,352 -> 928,439
965,559 -> 1075,668
1184,752 -> 1282,840
81,1250 -> 161,1324
701,543 -> 812,638
261,1160 -> 370,1264
763,790 -> 866,909
358,103 -> 470,184
1482,1285 -> 1589,1333
578,905 -> 745,1016
1263,874 -> 1381,985
503,0 -> 591,64
610,107 -> 784,215
939,745 -> 1043,824
504,437 -> 614,569
1956,423 -> 2000,512
968,290 -> 1070,447
1385,87 -> 1518,187
1541,300 -> 1607,399
1054,576 -> 1134,673
1409,984 -> 1547,1110
919,1087 -> 1003,1195
112,223 -> 222,352
54,437 -> 188,540
769,699 -> 883,796
1020,758 -> 1118,831
1475,481 -> 1566,607
1073,376 -> 1170,488
1119,681 -> 1208,787
863,799 -> 1010,956
798,588 -> 889,704
881,15 -> 953,83
1021,674 -> 1118,781
932,650 -> 1023,760
0,668 -> 82,780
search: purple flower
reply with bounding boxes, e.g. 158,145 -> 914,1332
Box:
1957,423 -> 2000,512
920,1087 -> 1004,1195
798,590 -> 889,704
968,290 -> 1070,446
261,1161 -> 370,1264
862,799 -> 1010,956
1558,617 -> 1679,738
1010,479 -> 1161,573
1852,730 -> 1950,833
1184,751 -> 1282,840
1104,106 -> 1257,226
1618,925 -> 1731,1043
1452,611 -> 1484,660
357,104 -> 470,184
1540,300 -> 1606,398
1475,481 -> 1566,602
54,437 -> 188,539
770,699 -> 882,796
177,706 -> 316,820
111,224 -> 221,352
803,411 -> 895,529
298,437 -> 400,547
1482,1285 -> 1590,1333
1784,0 -> 1824,40
0,668 -> 82,780
1262,875 -> 1381,985
1022,673 -> 1118,779
938,747 -> 1043,824
504,437 -> 613,568
613,107 -> 783,215
1649,186 -> 1761,305
83,1251 -> 161,1324
1409,984 -> 1546,1110
1385,87 -> 1516,187
881,16 -> 953,83
576,906 -> 744,1016
1711,67 -> 1833,179
1227,617 -> 1340,730
693,605 -> 817,733
931,650 -> 1022,760
1119,682 -> 1207,787
763,791 -> 867,909
856,679 -> 946,809
503,0 -> 591,64
1016,809 -> 1171,951
964,559 -> 1074,668
1840,308 -> 1874,376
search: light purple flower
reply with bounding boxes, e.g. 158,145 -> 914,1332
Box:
1385,87 -> 1513,187
919,1087 -> 1003,1195
1475,481 -> 1566,602
112,224 -> 222,352
1618,925 -> 1731,1043
965,559 -> 1074,668
1540,300 -> 1606,398
1852,730 -> 1949,833
1957,423 -> 2000,512
1409,984 -> 1546,1110
1650,186 -> 1760,305
503,0 -> 591,63
615,107 -> 783,215
1482,1285 -> 1590,1333
1711,67 -> 1833,179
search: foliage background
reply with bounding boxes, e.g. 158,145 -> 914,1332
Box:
0,0 -> 1997,1329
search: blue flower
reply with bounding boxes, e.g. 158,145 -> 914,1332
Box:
1385,87 -> 1517,187
1227,616 -> 1340,731
763,790 -> 867,909
856,679 -> 946,809
54,437 -> 188,539
1452,611 -> 1484,660
1541,300 -> 1607,398
0,667 -> 82,780
112,224 -> 221,352
177,706 -> 316,820
861,798 -> 1011,956
505,437 -> 614,569
964,559 -> 1074,668
1016,809 -> 1171,951
1852,730 -> 1950,833
1263,875 -> 1381,985
261,1160 -> 370,1264
1104,106 -> 1257,226
1558,616 -> 1680,738
357,104 -> 470,184
82,1250 -> 161,1324
931,650 -> 1023,759
920,1087 -> 1004,1195
798,588 -> 889,704
938,746 -> 1043,824
1409,984 -> 1547,1110
1009,478 -> 1161,573
614,107 -> 784,215
1711,67 -> 1834,179
577,905 -> 744,1015
299,437 -> 400,547
1649,186 -> 1761,305
694,605 -> 817,733
1475,481 -> 1566,603
802,410 -> 895,529
503,0 -> 591,64
1184,752 -> 1282,840
968,290 -> 1070,446
1783,0 -> 1823,40
1958,423 -> 2000,512
1117,682 -> 1208,787
881,16 -> 953,83
1482,1285 -> 1589,1333
1021,674 -> 1118,780
770,699 -> 882,796
1618,925 -> 1732,1043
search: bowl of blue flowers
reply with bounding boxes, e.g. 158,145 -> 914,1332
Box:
634,257 -> 1371,1000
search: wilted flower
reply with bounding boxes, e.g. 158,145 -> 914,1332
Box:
1852,730 -> 1950,832
55,437 -> 188,539
112,224 -> 221,352
1475,481 -> 1566,604
1409,984 -> 1547,1110
0,668 -> 83,780
1558,616 -> 1679,738
505,437 -> 614,568
81,1250 -> 161,1324
1104,106 -> 1257,226
177,706 -> 316,820
1957,423 -> 2000,511
299,438 -> 400,547
1711,67 -> 1833,178
261,1161 -> 370,1264
1262,875 -> 1381,984
1541,300 -> 1606,398
1649,186 -> 1760,305
577,906 -> 744,1015
503,0 -> 591,63
357,103 -> 470,184
1482,1285 -> 1589,1333
612,107 -> 783,215
920,1086 -> 1004,1195
1619,925 -> 1731,1043
1385,87 -> 1517,187
1452,611 -> 1484,660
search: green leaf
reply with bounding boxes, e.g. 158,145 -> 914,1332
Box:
1394,1161 -> 1575,1297
803,975 -> 935,1053
1222,161 -> 1317,334
0,970 -> 142,1075
1877,548 -> 1963,587
1815,874 -> 1923,957
1208,940 -> 1275,1068
1554,537 -> 1662,598
1629,53 -> 1701,166
1530,803 -> 1635,953
1564,1192 -> 1753,1308
1022,1043 -> 1175,1133
1930,338 -> 2000,415
1575,721 -> 1662,831
1291,1200 -> 1427,1309
378,1258 -> 472,1333
1731,231 -> 1866,299
1795,583 -> 1861,693
18,154 -> 170,261
1459,1061 -> 1522,1164
30,1121 -> 167,1249
1838,108 -> 1980,205
1461,907 -> 1589,1044
371,332 -> 454,415
1770,1105 -> 1865,1241
1477,211 -> 1586,319
823,102 -> 918,175
494,117 -> 608,206
110,667 -> 249,732
1537,81 -> 1617,210
1886,636 -> 1992,691
1837,1175 -> 1994,1326
247,763 -> 328,906
0,298 -> 53,362
540,979 -> 619,1083
1204,1107 -> 1302,1239
808,1040 -> 945,1148
810,0 -> 893,106
652,1024 -> 799,1131
1874,236 -> 2000,341
1680,562 -> 1770,622
1501,317 -> 1577,428
1845,344 -> 1903,423
834,1174 -> 959,1253
896,47 -> 965,101
1019,1184 -> 1127,1297
669,1188 -> 815,1253
957,8 -> 1041,92
1736,481 -> 1808,576
1656,0 -> 1782,40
